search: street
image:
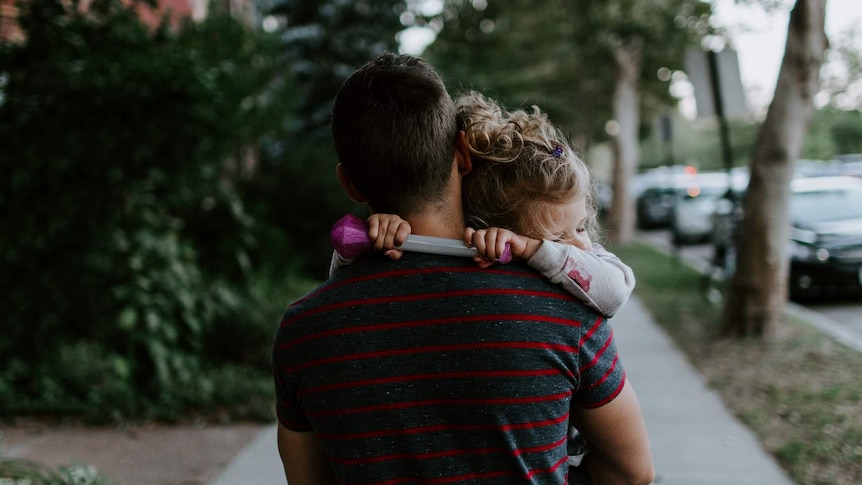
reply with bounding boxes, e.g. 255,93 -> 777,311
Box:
804,300 -> 862,343
637,229 -> 862,347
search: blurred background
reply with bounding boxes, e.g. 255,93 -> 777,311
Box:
0,0 -> 860,445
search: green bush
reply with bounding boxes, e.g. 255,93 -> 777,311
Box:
0,459 -> 112,485
0,0 -> 292,421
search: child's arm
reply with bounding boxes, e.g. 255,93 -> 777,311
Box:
330,214 -> 411,277
528,240 -> 635,317
329,249 -> 353,277
466,227 -> 634,317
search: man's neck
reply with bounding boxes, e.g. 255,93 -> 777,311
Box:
407,211 -> 465,240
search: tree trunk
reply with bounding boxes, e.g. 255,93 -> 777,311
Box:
607,37 -> 643,245
721,0 -> 828,338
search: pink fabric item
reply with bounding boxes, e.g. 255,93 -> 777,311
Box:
331,214 -> 373,259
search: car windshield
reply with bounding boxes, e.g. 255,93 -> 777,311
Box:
791,188 -> 862,224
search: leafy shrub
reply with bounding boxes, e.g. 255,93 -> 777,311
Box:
0,459 -> 111,485
0,0 -> 292,421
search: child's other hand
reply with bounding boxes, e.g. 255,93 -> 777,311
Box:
464,227 -> 541,268
367,214 -> 411,260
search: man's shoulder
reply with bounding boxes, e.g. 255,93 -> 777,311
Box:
290,256 -> 600,312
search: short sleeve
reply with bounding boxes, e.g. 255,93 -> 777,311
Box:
272,338 -> 314,431
572,315 -> 626,409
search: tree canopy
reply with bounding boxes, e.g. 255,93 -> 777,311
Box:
423,0 -> 712,152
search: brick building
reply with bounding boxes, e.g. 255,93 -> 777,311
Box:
0,0 -> 24,42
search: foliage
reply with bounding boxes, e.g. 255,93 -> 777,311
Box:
821,24 -> 862,111
424,0 -> 713,151
829,112 -> 862,155
637,103 -> 862,171
247,0 -> 407,276
269,0 -> 406,131
240,140 -> 354,277
802,105 -> 861,159
425,0 -> 611,146
0,0 -> 290,421
640,113 -> 761,170
567,0 -> 714,107
0,459 -> 111,485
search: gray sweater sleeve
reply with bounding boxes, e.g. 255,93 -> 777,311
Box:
329,250 -> 353,278
526,240 -> 635,317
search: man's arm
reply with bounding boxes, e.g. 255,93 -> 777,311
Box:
276,423 -> 340,485
570,380 -> 654,484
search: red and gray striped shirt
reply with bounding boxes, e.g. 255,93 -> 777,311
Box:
273,252 -> 625,484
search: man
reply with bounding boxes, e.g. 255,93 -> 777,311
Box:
272,52 -> 654,485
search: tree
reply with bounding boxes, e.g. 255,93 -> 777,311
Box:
569,0 -> 712,244
269,0 -> 406,132
423,0 -> 606,143
721,0 -> 828,338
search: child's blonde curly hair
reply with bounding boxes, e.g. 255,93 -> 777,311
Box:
457,91 -> 599,242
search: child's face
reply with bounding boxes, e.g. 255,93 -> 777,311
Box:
547,198 -> 593,251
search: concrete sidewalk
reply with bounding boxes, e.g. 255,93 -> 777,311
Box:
209,295 -> 794,485
209,425 -> 282,485
612,297 -> 792,485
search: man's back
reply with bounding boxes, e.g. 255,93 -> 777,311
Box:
273,253 -> 625,484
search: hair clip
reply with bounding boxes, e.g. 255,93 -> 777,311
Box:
551,146 -> 564,158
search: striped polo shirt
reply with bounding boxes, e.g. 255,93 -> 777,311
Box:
273,252 -> 625,484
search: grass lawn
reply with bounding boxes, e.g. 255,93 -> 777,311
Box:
615,241 -> 862,485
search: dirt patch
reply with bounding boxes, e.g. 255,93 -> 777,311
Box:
1,420 -> 270,485
686,320 -> 862,485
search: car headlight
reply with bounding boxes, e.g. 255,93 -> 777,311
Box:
788,240 -> 830,262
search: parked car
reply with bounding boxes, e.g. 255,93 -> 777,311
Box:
601,165 -> 689,226
637,186 -> 681,229
669,170 -> 749,245
837,161 -> 862,178
708,175 -> 862,301
794,159 -> 834,178
788,176 -> 862,299
834,153 -> 862,164
636,169 -> 697,229
595,180 -> 613,217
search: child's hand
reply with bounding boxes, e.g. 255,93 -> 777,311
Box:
367,214 -> 411,260
464,227 -> 541,268
570,230 -> 593,251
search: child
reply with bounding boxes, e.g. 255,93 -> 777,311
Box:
457,89 -> 634,318
332,90 -> 634,319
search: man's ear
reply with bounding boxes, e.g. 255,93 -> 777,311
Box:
455,130 -> 472,176
336,163 -> 366,203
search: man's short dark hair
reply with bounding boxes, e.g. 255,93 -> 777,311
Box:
331,52 -> 458,215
